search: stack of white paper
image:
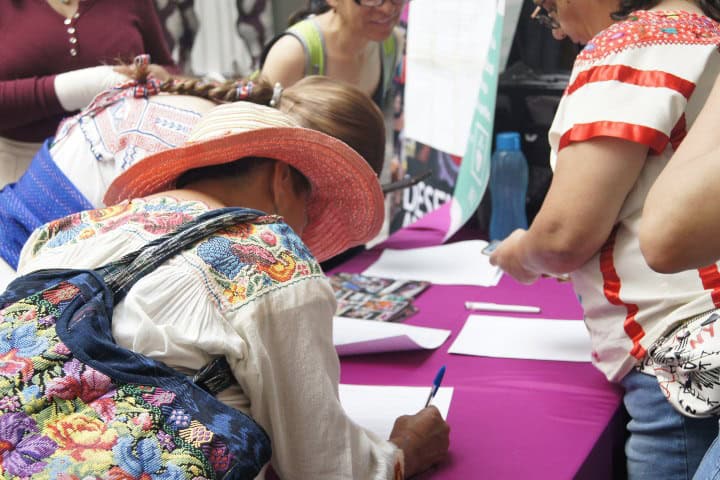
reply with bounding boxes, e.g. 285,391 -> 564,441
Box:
339,384 -> 454,439
363,240 -> 502,287
334,317 -> 451,356
449,315 -> 591,362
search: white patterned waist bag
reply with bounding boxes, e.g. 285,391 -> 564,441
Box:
648,309 -> 720,418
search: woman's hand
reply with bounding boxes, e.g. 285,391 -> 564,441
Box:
389,406 -> 450,478
114,63 -> 171,82
489,229 -> 541,284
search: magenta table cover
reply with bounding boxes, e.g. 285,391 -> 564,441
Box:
332,219 -> 625,479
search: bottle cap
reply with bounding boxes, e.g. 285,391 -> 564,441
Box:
495,132 -> 521,151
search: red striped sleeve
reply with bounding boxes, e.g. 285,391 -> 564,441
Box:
558,121 -> 668,154
567,65 -> 695,98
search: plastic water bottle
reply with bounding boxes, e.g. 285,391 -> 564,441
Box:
489,132 -> 528,241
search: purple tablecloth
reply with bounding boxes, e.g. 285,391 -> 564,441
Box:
332,218 -> 626,479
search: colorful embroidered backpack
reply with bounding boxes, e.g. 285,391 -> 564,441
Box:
0,208 -> 271,479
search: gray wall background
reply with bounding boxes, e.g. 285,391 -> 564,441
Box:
272,0 -> 305,34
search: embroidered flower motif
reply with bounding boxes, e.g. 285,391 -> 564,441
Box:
141,389 -> 176,407
39,315 -> 57,328
270,223 -> 314,261
0,350 -> 34,382
178,421 -> 213,448
45,359 -> 113,403
223,284 -> 246,304
19,385 -> 40,403
45,413 -> 117,462
0,322 -> 49,358
103,211 -> 194,236
259,230 -> 277,246
208,443 -> 232,472
131,412 -> 153,431
79,228 -> 96,240
45,455 -> 74,479
89,396 -> 117,422
223,223 -> 254,239
0,412 -> 58,476
0,396 -> 20,412
87,202 -> 132,222
167,409 -> 190,428
19,308 -> 38,322
257,251 -> 297,283
156,431 -> 175,451
53,342 -> 71,356
109,436 -> 184,480
42,283 -> 80,305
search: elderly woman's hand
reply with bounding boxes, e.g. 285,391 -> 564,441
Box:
489,229 -> 541,284
390,406 -> 450,478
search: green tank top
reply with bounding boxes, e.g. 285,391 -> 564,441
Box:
260,18 -> 398,108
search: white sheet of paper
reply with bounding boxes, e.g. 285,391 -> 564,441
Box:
339,385 -> 454,440
404,0 -> 497,156
333,317 -> 451,356
449,315 -> 591,362
363,240 -> 502,287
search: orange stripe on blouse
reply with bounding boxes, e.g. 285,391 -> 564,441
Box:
600,227 -> 647,360
558,121 -> 668,155
567,64 -> 696,98
698,265 -> 720,308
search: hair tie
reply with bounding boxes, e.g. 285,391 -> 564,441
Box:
134,54 -> 151,68
269,82 -> 283,107
132,76 -> 161,98
235,80 -> 254,100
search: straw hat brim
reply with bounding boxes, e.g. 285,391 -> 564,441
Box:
104,127 -> 384,262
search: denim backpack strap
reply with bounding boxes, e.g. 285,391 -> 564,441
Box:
99,207 -> 264,303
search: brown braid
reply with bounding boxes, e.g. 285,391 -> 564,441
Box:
158,77 -> 276,105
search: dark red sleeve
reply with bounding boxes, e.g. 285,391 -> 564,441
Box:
140,0 -> 179,73
0,75 -> 64,130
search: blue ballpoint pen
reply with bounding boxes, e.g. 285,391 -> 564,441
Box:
424,365 -> 446,407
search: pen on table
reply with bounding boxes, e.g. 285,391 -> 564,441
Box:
424,365 -> 446,408
465,301 -> 541,314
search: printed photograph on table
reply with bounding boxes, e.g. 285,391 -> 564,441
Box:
329,273 -> 430,298
329,273 -> 428,322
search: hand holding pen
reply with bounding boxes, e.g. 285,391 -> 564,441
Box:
389,366 -> 450,478
425,365 -> 446,407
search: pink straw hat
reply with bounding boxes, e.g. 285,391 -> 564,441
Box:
104,101 -> 385,262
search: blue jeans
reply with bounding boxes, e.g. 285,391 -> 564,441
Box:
621,370 -> 719,480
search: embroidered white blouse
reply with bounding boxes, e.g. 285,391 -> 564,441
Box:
548,10 -> 720,382
17,197 -> 401,480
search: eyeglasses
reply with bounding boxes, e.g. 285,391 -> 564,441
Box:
531,0 -> 560,29
353,0 -> 407,7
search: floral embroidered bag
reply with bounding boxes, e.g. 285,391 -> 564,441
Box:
0,208 -> 272,479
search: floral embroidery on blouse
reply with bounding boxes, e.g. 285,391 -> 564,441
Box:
193,221 -> 322,310
27,196 -> 324,313
576,10 -> 720,64
29,197 -> 209,256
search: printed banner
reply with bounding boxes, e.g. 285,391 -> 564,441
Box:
391,0 -> 504,240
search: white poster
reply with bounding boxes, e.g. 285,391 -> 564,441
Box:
404,0 -> 499,156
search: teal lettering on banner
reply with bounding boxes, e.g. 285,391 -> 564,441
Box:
447,0 -> 504,238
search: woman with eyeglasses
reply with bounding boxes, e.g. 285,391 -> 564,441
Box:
258,0 -> 403,109
488,0 -> 720,478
